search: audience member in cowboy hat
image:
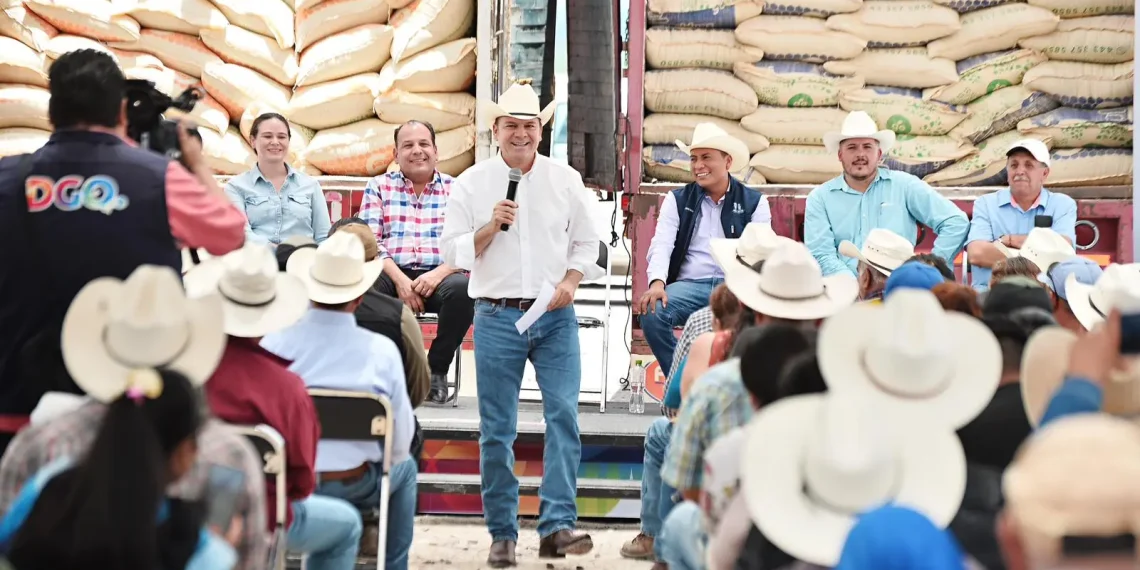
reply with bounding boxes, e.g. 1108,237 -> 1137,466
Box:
1049,260 -> 1130,333
998,414 -> 1140,570
184,242 -> 367,565
838,228 -> 916,301
882,261 -> 948,300
806,110 -> 968,278
639,122 -> 770,383
741,392 -> 967,567
0,265 -> 270,569
820,288 -> 1003,430
994,227 -> 1076,276
262,230 -> 418,570
1038,257 -> 1104,333
964,138 -> 1078,292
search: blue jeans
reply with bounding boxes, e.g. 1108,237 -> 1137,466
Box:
316,458 -> 419,570
287,495 -> 363,570
641,418 -> 677,558
659,501 -> 706,570
640,278 -> 722,376
473,300 -> 582,541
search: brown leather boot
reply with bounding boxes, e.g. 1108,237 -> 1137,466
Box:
620,532 -> 655,560
487,540 -> 517,568
538,529 -> 594,558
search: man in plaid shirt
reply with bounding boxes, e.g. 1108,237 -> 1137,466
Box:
358,121 -> 475,404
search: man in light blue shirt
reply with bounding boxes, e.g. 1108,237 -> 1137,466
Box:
261,230 -> 417,570
965,138 -> 1077,290
805,112 -> 969,278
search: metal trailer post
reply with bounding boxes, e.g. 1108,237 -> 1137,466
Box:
1134,3 -> 1139,258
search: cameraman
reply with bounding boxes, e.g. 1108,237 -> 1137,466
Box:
0,49 -> 246,456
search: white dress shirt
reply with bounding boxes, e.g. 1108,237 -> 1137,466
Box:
441,154 -> 602,299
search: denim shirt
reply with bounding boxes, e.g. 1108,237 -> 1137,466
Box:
224,164 -> 331,245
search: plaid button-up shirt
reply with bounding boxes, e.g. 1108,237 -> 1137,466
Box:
663,307 -> 716,418
358,170 -> 454,270
0,403 -> 269,570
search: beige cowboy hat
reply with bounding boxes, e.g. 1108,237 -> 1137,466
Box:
1062,262 -> 1140,331
479,81 -> 557,128
712,239 -> 858,320
286,230 -> 383,305
743,393 -> 966,567
675,122 -> 750,173
709,222 -> 795,269
993,227 -> 1075,271
823,111 -> 896,155
184,242 -> 311,338
61,265 -> 226,403
819,288 -> 1002,429
838,228 -> 916,276
1021,325 -> 1140,427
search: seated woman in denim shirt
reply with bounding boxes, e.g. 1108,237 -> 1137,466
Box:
225,112 -> 331,245
0,370 -> 239,570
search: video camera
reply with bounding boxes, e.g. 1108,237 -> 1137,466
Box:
124,79 -> 202,163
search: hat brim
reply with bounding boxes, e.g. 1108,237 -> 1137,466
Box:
1063,273 -> 1104,331
712,245 -> 858,320
742,394 -> 966,567
479,99 -> 557,128
1020,326 -> 1078,426
818,303 -> 1003,429
823,130 -> 896,155
675,135 -> 751,176
286,248 -> 384,305
183,260 -> 312,338
60,277 -> 227,403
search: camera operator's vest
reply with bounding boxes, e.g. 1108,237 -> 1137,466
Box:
0,130 -> 181,436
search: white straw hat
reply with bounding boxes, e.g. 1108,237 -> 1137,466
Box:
286,230 -> 383,304
675,122 -> 750,172
996,227 -> 1075,272
709,223 -> 795,268
1063,262 -> 1140,331
823,111 -> 897,155
838,228 -> 916,276
712,240 -> 858,320
479,81 -> 557,127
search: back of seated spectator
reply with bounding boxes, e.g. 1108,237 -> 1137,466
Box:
932,282 -> 983,318
676,284 -> 743,400
905,253 -> 955,281
990,256 -> 1041,283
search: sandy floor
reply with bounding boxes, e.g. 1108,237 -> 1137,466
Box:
409,519 -> 652,569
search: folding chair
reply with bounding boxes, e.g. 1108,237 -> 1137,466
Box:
228,423 -> 288,570
306,389 -> 395,568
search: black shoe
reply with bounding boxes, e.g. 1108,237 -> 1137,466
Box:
427,373 -> 449,404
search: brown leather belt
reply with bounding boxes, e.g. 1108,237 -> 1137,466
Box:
479,298 -> 538,310
319,463 -> 369,483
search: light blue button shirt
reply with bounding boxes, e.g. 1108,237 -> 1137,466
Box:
646,191 -> 772,284
260,309 -> 413,472
224,164 -> 332,245
805,168 -> 970,277
966,187 -> 1077,290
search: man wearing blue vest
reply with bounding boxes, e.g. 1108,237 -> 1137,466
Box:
639,123 -> 768,377
0,50 -> 246,456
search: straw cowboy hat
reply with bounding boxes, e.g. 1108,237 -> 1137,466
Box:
61,265 -> 226,403
992,227 -> 1075,271
479,80 -> 557,128
286,230 -> 383,304
1062,262 -> 1140,331
819,288 -> 1002,429
711,239 -> 858,320
742,393 -> 966,567
675,122 -> 750,172
838,228 -> 915,276
709,222 -> 795,268
1020,325 -> 1140,426
823,111 -> 896,155
184,242 -> 310,338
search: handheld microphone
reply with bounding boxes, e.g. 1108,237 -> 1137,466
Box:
502,168 -> 522,231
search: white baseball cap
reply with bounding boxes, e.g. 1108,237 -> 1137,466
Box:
1006,138 -> 1051,167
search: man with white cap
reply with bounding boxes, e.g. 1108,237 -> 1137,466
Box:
965,138 -> 1078,291
260,231 -> 417,570
806,110 -> 968,278
639,122 -> 770,379
838,227 -> 917,301
440,80 -> 602,566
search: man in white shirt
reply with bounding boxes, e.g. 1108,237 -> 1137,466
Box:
441,80 -> 602,567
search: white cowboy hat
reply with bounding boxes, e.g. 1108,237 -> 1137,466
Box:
997,227 -> 1075,272
61,265 -> 226,403
184,243 -> 311,338
823,111 -> 897,155
712,240 -> 858,320
743,393 -> 966,567
478,81 -> 557,128
286,230 -> 383,305
819,288 -> 1002,429
1021,326 -> 1140,426
675,122 -> 750,173
709,223 -> 796,268
838,228 -> 915,276
1063,263 -> 1140,331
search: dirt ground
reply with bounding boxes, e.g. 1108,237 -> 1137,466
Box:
409,517 -> 652,569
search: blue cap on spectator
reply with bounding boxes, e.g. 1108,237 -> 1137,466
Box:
883,262 -> 945,299
1040,257 -> 1103,301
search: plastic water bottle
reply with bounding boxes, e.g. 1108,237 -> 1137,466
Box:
629,360 -> 646,414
